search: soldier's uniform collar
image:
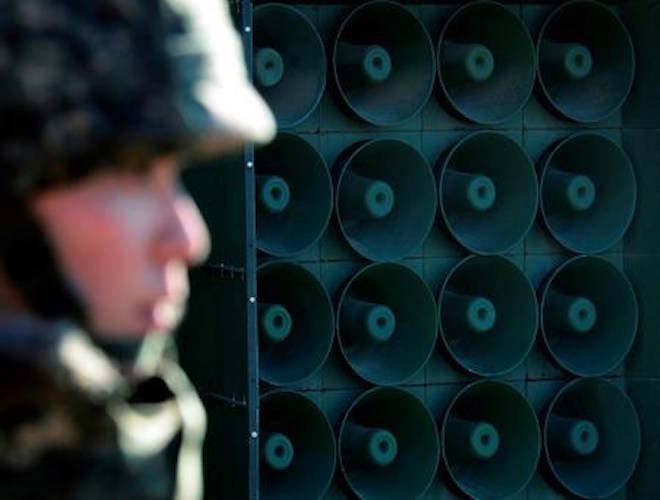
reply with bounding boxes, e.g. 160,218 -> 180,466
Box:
0,314 -> 205,500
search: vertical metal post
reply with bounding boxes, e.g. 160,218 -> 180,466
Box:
239,0 -> 259,498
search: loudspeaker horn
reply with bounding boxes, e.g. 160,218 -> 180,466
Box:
256,133 -> 333,257
437,0 -> 536,124
540,132 -> 636,254
537,0 -> 635,123
339,387 -> 439,500
438,255 -> 538,377
333,0 -> 435,126
260,390 -> 336,499
442,380 -> 541,499
335,139 -> 437,261
438,131 -> 538,254
540,255 -> 638,376
543,378 -> 641,499
258,261 -> 334,386
253,4 -> 326,128
337,262 -> 437,385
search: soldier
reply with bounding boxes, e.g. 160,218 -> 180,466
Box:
0,0 -> 275,498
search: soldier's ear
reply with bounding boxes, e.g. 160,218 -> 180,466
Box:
0,205 -> 87,324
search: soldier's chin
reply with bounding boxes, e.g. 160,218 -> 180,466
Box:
90,302 -> 186,340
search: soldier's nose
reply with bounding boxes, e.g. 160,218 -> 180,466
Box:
155,192 -> 211,266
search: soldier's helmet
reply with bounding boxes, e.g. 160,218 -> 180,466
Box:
0,0 -> 275,321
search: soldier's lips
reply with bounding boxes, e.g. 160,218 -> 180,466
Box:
136,300 -> 183,332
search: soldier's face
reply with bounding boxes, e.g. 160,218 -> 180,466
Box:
30,156 -> 211,338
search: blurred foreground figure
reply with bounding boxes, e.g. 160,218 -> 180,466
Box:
0,0 -> 275,498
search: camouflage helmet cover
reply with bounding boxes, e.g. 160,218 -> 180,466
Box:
0,0 -> 275,197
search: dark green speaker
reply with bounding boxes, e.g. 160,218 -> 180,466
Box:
540,132 -> 636,254
336,139 -> 437,261
438,255 -> 538,377
253,4 -> 326,128
339,387 -> 439,500
333,0 -> 435,126
537,0 -> 635,123
256,133 -> 333,257
437,1 -> 536,124
260,390 -> 336,499
257,262 -> 334,386
540,256 -> 638,377
543,378 -> 641,499
337,262 -> 437,385
442,380 -> 541,500
438,131 -> 538,254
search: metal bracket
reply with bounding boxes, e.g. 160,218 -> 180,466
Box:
201,262 -> 246,281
